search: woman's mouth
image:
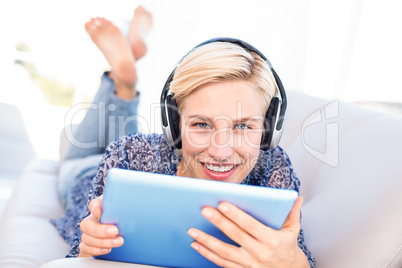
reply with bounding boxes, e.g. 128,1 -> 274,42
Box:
204,163 -> 235,173
200,162 -> 238,181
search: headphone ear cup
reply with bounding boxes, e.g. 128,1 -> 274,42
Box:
261,97 -> 280,151
166,95 -> 182,149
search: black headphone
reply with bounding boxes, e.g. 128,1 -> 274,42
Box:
160,37 -> 287,151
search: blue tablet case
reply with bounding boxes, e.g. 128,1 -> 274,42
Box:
95,168 -> 298,268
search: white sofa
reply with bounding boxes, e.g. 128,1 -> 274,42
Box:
1,91 -> 402,268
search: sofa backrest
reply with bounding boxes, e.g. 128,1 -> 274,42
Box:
280,91 -> 402,268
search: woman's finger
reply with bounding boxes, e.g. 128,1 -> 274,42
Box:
88,195 -> 104,219
79,214 -> 119,239
281,196 -> 303,234
187,228 -> 245,268
81,233 -> 124,248
78,241 -> 112,256
217,202 -> 274,242
190,241 -> 244,268
200,206 -> 261,252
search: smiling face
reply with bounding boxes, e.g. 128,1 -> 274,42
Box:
178,80 -> 265,184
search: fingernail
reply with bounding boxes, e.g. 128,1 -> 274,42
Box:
202,208 -> 213,219
90,204 -> 98,214
219,204 -> 229,213
191,242 -> 199,251
113,237 -> 123,245
187,229 -> 198,239
102,248 -> 111,253
106,227 -> 118,235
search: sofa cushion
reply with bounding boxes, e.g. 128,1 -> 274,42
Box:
0,159 -> 70,267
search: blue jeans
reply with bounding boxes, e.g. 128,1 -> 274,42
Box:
59,72 -> 140,205
64,72 -> 140,160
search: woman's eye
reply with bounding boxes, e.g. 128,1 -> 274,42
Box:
195,123 -> 210,128
235,124 -> 250,130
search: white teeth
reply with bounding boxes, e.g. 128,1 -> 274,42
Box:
204,163 -> 234,173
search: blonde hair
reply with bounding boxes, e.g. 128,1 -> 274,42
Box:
170,42 -> 278,113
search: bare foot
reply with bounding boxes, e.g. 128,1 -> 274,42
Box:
85,17 -> 137,99
127,6 -> 153,60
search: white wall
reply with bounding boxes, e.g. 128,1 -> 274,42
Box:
1,0 -> 401,134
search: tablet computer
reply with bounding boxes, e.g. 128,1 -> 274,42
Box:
95,168 -> 298,268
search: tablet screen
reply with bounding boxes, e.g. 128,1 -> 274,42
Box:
95,168 -> 298,268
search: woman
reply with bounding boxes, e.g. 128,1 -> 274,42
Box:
74,39 -> 315,267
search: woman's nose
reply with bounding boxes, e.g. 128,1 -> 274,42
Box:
207,128 -> 234,161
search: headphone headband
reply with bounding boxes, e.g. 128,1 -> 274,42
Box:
161,37 -> 287,150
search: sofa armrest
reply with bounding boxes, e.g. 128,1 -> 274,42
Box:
0,159 -> 70,267
41,258 -> 162,268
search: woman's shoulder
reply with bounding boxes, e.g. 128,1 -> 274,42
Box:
245,146 -> 299,190
92,133 -> 177,193
97,133 -> 171,168
106,133 -> 178,173
105,133 -> 170,153
257,146 -> 292,169
117,132 -> 167,144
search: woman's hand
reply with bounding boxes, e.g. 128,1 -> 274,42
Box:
78,195 -> 124,257
187,196 -> 309,268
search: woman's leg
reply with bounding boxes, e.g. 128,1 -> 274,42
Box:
63,72 -> 140,161
53,7 -> 154,248
127,6 -> 153,61
63,11 -> 152,160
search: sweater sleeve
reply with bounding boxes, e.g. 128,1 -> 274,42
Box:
65,133 -> 171,257
64,135 -> 123,257
268,147 -> 315,267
